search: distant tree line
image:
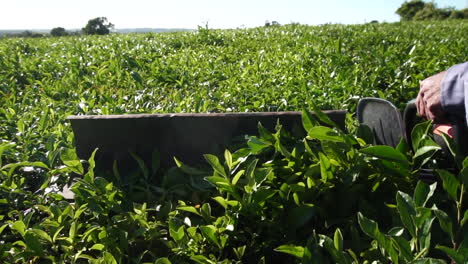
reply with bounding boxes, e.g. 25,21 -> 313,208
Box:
264,21 -> 281,27
396,0 -> 468,21
51,17 -> 114,36
81,17 -> 114,35
0,17 -> 114,39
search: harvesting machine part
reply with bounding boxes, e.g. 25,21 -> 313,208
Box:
68,111 -> 346,170
357,97 -> 468,178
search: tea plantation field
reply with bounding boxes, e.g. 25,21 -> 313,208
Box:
1,21 -> 468,263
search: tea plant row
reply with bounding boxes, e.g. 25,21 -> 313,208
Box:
1,21 -> 468,263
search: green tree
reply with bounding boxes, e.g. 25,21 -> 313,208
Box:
449,8 -> 468,19
50,27 -> 68,37
413,3 -> 452,20
396,0 -> 426,21
82,17 -> 114,35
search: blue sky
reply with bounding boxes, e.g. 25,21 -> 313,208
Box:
1,0 -> 466,30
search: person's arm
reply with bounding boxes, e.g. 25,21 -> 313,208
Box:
441,62 -> 468,123
416,62 -> 468,123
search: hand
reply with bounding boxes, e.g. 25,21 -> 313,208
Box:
416,71 -> 447,123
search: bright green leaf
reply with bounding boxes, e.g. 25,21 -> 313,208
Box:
274,244 -> 304,259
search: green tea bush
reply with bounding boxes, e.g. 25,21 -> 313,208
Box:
1,21 -> 468,263
1,109 -> 467,263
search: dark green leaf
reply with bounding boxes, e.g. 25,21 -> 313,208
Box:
0,142 -> 15,167
24,232 -> 44,254
0,224 -> 8,236
169,219 -> 185,241
440,132 -> 460,167
130,152 -> 149,179
151,149 -> 161,175
460,156 -> 468,185
358,212 -> 397,261
200,225 -> 220,248
233,245 -> 246,260
414,181 -> 437,207
319,234 -> 351,264
408,258 -> 447,264
418,215 -> 435,255
411,121 -> 432,151
205,176 -> 236,194
29,228 -> 52,243
358,212 -> 380,239
309,103 -> 338,128
433,207 -> 454,241
414,146 -> 442,159
393,236 -> 413,262
436,245 -> 463,263
461,210 -> 468,227
287,205 -> 315,230
190,255 -> 215,264
396,191 -> 417,237
397,138 -> 410,156
253,187 -> 277,204
248,136 -> 271,154
201,203 -> 211,221
174,157 -> 206,175
356,124 -> 374,144
244,158 -> 258,193
258,122 -> 276,143
437,169 -> 460,201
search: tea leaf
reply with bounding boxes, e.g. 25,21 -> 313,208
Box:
29,228 -> 52,243
302,109 -> 318,132
204,154 -> 227,178
177,206 -> 201,216
411,121 -> 432,151
151,149 -> 161,175
414,181 -> 437,208
274,245 -> 304,259
224,149 -> 233,170
435,245 -> 463,263
90,243 -> 105,251
360,145 -> 409,164
334,228 -> 343,251
309,102 -> 338,128
10,220 -> 26,237
437,169 -> 460,201
200,225 -> 220,248
174,157 -> 206,175
130,152 -> 149,179
155,258 -> 172,264
396,191 -> 417,237
433,207 -> 454,241
307,126 -> 345,143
